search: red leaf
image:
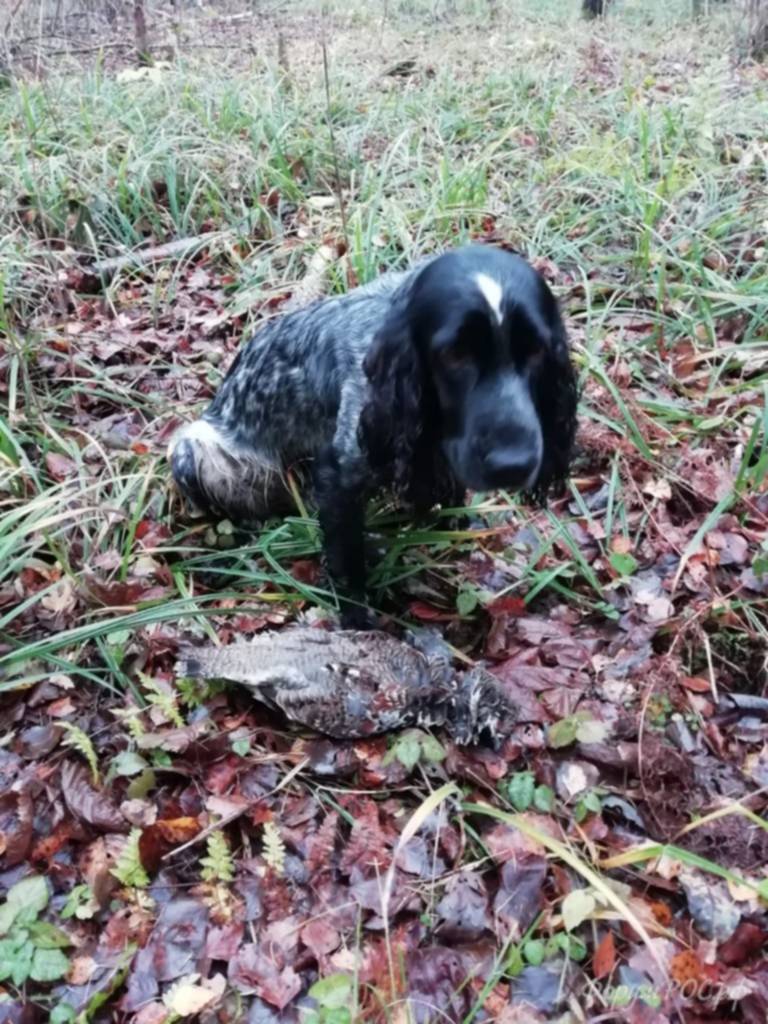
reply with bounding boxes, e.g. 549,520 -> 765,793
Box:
138,825 -> 167,874
205,755 -> 240,795
206,921 -> 245,960
135,519 -> 171,547
680,676 -> 712,693
0,792 -> 34,866
487,595 -> 527,618
719,921 -> 768,966
300,919 -> 341,958
289,559 -> 321,585
409,601 -> 457,622
593,931 -> 615,979
228,945 -> 302,1008
84,575 -> 167,607
139,817 -> 201,871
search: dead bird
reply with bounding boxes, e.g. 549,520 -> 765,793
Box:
176,627 -> 516,746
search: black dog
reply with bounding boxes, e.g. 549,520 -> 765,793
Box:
169,245 -> 578,625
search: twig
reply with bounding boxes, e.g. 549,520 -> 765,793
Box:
162,756 -> 309,860
18,41 -> 133,57
2,0 -> 25,37
701,630 -> 718,702
84,232 -> 225,278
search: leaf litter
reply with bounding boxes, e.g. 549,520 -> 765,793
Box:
2,10 -> 768,1024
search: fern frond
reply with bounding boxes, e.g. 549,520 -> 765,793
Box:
263,821 -> 285,876
200,830 -> 235,883
60,723 -> 100,785
111,829 -> 150,888
138,672 -> 184,727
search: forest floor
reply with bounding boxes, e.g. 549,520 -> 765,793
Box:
1,1 -> 768,1021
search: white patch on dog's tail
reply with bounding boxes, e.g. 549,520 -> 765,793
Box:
168,418 -> 287,521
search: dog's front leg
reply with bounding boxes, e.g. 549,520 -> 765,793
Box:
313,447 -> 373,629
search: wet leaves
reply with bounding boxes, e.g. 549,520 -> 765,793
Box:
2,22 -> 768,1024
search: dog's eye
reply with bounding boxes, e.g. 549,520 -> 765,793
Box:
514,337 -> 545,368
438,342 -> 471,370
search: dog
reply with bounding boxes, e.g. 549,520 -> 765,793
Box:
169,244 -> 578,626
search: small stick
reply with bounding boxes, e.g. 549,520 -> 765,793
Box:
84,231 -> 225,278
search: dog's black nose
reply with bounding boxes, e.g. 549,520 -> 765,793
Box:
483,448 -> 539,488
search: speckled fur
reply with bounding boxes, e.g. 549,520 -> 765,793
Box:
169,265 -> 416,521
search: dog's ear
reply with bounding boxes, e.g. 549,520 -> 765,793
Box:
359,303 -> 443,506
533,285 -> 579,497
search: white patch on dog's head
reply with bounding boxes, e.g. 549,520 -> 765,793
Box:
474,273 -> 504,325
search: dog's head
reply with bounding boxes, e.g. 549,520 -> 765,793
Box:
360,245 -> 578,504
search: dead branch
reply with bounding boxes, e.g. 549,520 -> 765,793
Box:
85,232 -> 225,278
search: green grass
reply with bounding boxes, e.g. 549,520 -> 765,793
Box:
1,0 -> 767,692
2,7 -> 768,1017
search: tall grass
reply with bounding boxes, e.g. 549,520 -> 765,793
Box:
1,0 -> 766,690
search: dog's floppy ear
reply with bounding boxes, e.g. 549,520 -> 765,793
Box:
532,284 -> 579,498
358,302 -> 443,507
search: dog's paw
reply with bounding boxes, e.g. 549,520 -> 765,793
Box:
340,604 -> 379,631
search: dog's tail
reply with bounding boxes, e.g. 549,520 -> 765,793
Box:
168,418 -> 288,523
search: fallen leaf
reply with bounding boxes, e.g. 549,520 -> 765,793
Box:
61,761 -> 126,832
435,871 -> 490,942
562,889 -> 597,931
593,931 -> 615,979
669,948 -> 705,986
45,452 -> 78,480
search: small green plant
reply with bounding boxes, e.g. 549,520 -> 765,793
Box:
111,829 -> 150,888
176,675 -> 225,708
573,790 -> 603,823
456,582 -> 479,616
109,749 -> 150,780
647,693 -> 673,727
753,540 -> 768,579
505,771 -> 555,812
139,672 -> 185,727
60,723 -> 100,785
506,931 -> 587,976
609,550 -> 639,577
201,830 -> 236,883
61,884 -> 98,921
111,706 -> 146,740
382,729 -> 446,770
0,876 -> 71,986
304,973 -> 355,1024
230,732 -> 252,757
261,821 -> 286,877
548,712 -> 608,749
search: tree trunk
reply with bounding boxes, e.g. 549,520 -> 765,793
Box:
743,0 -> 768,57
133,1 -> 151,65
